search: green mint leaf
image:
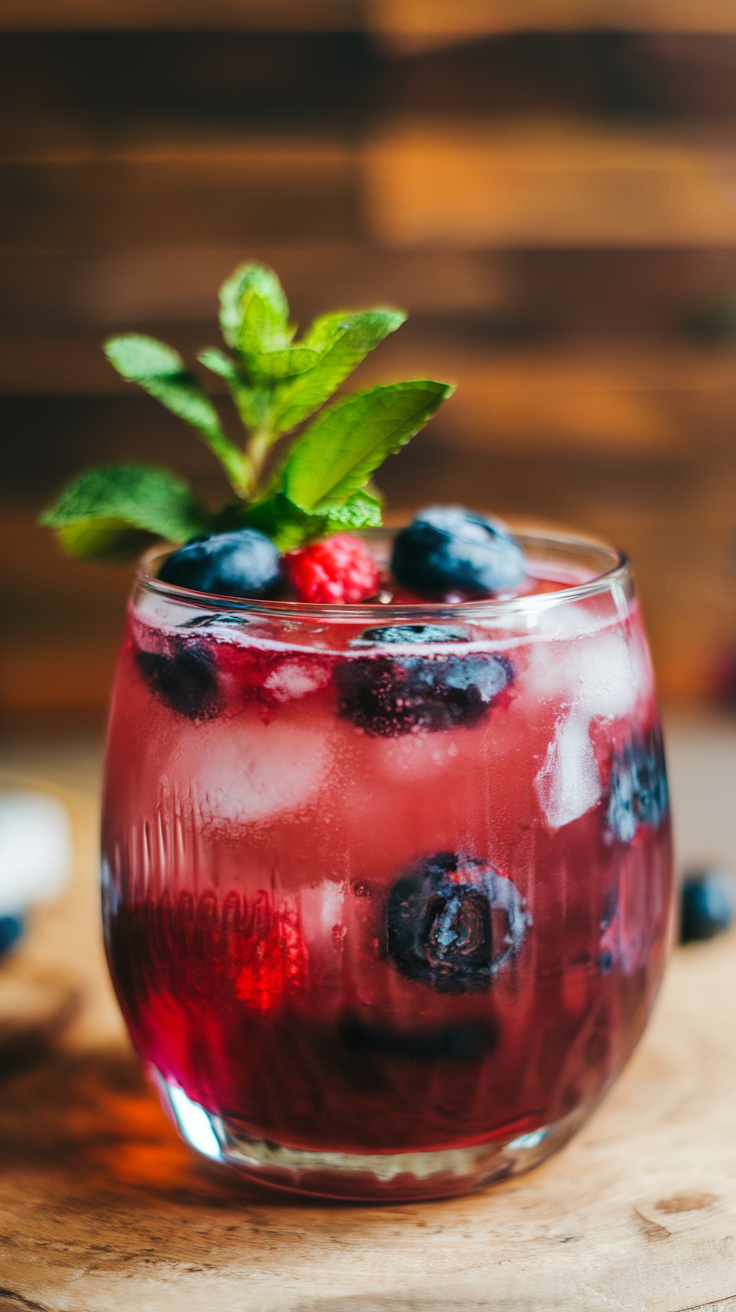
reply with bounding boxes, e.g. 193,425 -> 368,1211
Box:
243,492 -> 322,550
197,346 -> 239,383
219,264 -> 294,361
362,477 -> 385,505
40,464 -> 210,562
198,347 -> 269,432
198,338 -> 318,422
283,380 -> 453,513
251,344 -> 322,381
271,309 -> 406,433
243,486 -> 382,551
323,489 -> 382,533
54,520 -> 159,564
105,335 -> 248,491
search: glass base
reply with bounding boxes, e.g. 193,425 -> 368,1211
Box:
156,1071 -> 597,1201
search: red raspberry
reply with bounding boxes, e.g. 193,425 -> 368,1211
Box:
282,534 -> 381,604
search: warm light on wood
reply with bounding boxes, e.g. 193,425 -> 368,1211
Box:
371,0 -> 736,50
5,0 -> 736,33
364,118 -> 736,247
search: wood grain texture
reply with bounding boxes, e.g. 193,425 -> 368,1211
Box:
0,0 -> 363,31
5,0 -> 736,35
372,0 -> 736,45
0,780 -> 734,1311
364,118 -> 736,247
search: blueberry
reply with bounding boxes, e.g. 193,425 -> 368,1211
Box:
336,650 -> 512,737
606,730 -> 669,842
392,506 -> 526,597
137,639 -> 221,720
386,852 -> 527,993
158,529 -> 282,599
339,1014 -> 497,1062
179,614 -> 248,629
350,624 -> 470,647
680,870 -> 736,943
0,913 -> 24,957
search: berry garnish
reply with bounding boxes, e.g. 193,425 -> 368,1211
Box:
282,534 -> 381,604
680,870 -> 736,943
336,649 -> 513,737
351,624 -> 470,646
386,852 -> 527,993
136,638 -> 221,721
606,730 -> 669,843
391,505 -> 526,598
159,528 -> 282,599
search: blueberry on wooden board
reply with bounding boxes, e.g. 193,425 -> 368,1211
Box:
680,871 -> 736,943
0,914 -> 24,957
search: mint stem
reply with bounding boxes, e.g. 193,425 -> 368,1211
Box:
210,433 -> 251,496
244,425 -> 274,496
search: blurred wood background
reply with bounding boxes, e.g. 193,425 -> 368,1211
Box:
4,3 -> 736,718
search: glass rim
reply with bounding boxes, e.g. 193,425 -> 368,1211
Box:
135,525 -> 630,623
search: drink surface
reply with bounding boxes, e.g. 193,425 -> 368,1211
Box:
102,556 -> 672,1155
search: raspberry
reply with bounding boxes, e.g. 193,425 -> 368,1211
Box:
235,898 -> 308,1013
282,534 -> 381,604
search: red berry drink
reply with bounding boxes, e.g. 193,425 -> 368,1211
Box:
102,529 -> 672,1200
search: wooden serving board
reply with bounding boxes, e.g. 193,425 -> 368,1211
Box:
0,779 -> 734,1312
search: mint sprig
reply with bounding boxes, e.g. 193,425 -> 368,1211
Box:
41,263 -> 454,562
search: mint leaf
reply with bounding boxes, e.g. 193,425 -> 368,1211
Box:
40,464 -> 210,563
55,520 -> 159,564
105,335 -> 248,491
283,380 -> 453,513
219,263 -> 294,360
251,344 -> 322,381
207,341 -> 321,388
243,487 -> 382,551
198,346 -> 270,432
323,489 -> 382,533
271,309 -> 406,433
197,346 -> 239,384
243,492 -> 320,550
242,379 -> 449,550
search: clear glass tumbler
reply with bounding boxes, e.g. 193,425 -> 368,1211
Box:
102,529 -> 673,1200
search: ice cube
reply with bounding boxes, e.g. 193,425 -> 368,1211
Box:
534,711 -> 602,830
579,631 -> 641,719
529,629 -> 645,831
527,630 -> 641,720
175,718 -> 332,825
264,660 -> 330,703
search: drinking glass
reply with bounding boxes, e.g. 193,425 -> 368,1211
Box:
102,528 -> 672,1200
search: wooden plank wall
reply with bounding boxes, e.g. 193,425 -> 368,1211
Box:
3,17 -> 736,715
